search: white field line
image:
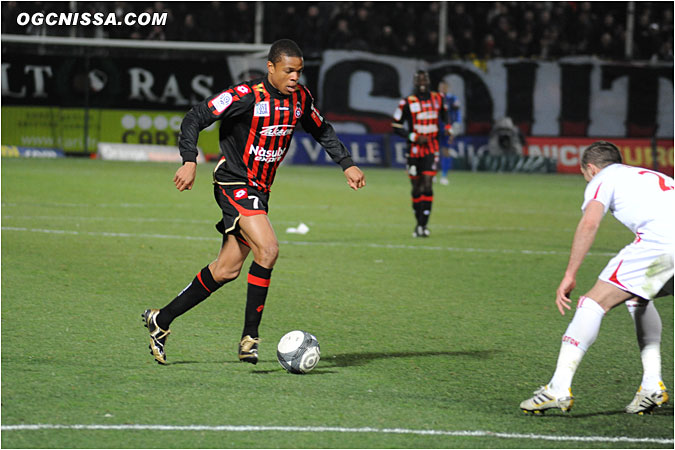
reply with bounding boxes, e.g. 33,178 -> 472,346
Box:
1,226 -> 617,257
1,201 -> 568,216
0,424 -> 672,445
2,214 -> 575,233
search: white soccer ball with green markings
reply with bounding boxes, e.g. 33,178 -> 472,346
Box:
277,330 -> 320,374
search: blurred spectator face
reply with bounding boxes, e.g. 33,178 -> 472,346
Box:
603,14 -> 614,27
438,81 -> 448,94
308,5 -> 319,18
524,10 -> 534,23
357,7 -> 368,20
413,71 -> 430,94
498,16 -> 509,31
539,10 -> 550,24
267,54 -> 303,96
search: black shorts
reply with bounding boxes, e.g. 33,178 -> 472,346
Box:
213,183 -> 270,245
406,152 -> 439,178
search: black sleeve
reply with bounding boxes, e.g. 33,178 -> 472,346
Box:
178,84 -> 255,163
300,89 -> 355,170
178,101 -> 217,163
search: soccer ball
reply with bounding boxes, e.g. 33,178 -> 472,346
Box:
277,330 -> 321,374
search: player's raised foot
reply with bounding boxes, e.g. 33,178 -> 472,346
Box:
422,226 -> 430,237
141,309 -> 170,365
239,335 -> 261,365
625,382 -> 669,415
520,385 -> 574,414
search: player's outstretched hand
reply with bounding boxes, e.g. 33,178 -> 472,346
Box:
555,275 -> 576,315
344,166 -> 366,191
174,162 -> 197,191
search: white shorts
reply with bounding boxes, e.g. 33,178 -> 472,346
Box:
599,240 -> 674,300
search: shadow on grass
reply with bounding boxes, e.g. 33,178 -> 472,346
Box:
169,349 -> 497,367
246,350 -> 497,375
520,405 -> 674,418
324,349 -> 499,368
567,406 -> 674,418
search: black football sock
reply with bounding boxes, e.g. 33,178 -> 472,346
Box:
412,195 -> 423,226
419,193 -> 433,227
157,266 -> 229,330
242,261 -> 273,339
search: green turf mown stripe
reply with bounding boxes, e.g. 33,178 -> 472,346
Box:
1,226 -> 618,257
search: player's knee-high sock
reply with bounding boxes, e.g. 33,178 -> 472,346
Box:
412,195 -> 423,226
549,296 -> 605,395
242,261 -> 273,339
157,266 -> 229,330
626,300 -> 662,390
419,192 -> 433,227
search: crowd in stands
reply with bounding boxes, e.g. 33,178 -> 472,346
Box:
2,1 -> 673,61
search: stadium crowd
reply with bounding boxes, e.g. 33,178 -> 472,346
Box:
2,1 -> 673,61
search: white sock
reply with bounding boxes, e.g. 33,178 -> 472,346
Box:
626,300 -> 662,390
549,296 -> 605,396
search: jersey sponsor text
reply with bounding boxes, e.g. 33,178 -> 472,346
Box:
249,145 -> 286,163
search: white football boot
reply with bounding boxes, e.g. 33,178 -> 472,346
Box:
625,382 -> 669,415
520,385 -> 574,414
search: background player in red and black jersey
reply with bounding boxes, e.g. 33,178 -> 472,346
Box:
392,70 -> 451,237
142,39 -> 366,365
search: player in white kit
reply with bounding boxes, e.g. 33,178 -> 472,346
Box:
520,141 -> 674,415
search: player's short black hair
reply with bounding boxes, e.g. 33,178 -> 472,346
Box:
581,141 -> 623,169
268,39 -> 303,64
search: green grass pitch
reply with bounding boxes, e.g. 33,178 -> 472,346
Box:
1,158 -> 672,448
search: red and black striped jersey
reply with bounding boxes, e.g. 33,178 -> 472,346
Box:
392,91 -> 448,158
179,76 -> 354,193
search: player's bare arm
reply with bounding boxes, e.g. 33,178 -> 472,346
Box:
556,200 -> 604,315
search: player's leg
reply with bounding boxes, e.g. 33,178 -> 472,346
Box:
236,213 -> 279,364
521,280 -> 632,413
440,147 -> 451,184
418,173 -> 434,235
407,158 -> 425,237
625,297 -> 669,414
417,153 -> 437,236
142,235 -> 248,364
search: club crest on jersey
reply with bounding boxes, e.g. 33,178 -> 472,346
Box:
410,101 -> 421,113
254,101 -> 270,117
295,101 -> 302,118
234,188 -> 248,200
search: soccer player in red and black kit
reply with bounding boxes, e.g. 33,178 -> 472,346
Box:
142,39 -> 366,365
392,70 -> 451,237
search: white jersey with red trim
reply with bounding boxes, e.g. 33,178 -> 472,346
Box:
582,164 -> 675,246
